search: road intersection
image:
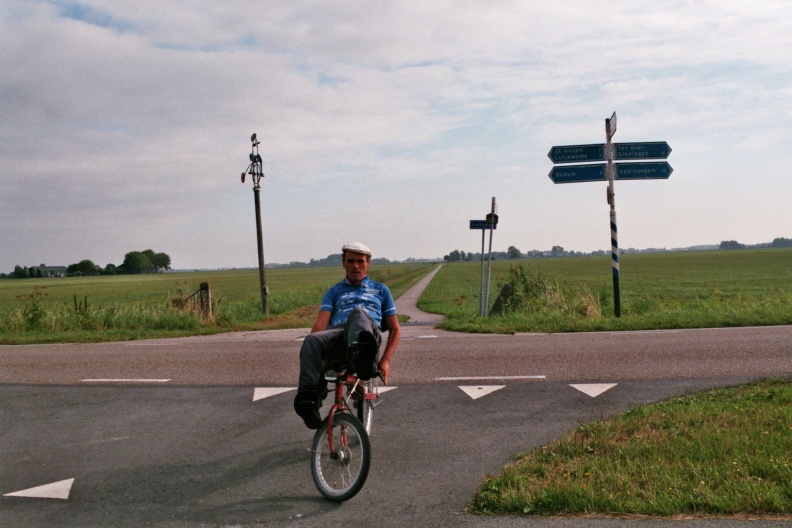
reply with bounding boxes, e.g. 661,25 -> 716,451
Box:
1,268 -> 790,526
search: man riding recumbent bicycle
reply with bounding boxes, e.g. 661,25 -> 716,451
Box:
293,243 -> 401,501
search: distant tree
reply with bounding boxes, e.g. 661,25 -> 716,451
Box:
771,237 -> 792,248
444,250 -> 464,262
13,265 -> 27,278
551,245 -> 565,257
507,246 -> 522,259
309,254 -> 344,267
719,240 -> 745,250
102,263 -> 117,275
152,252 -> 171,272
67,259 -> 97,276
122,251 -> 152,274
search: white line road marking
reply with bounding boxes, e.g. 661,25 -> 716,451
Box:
253,387 -> 296,401
436,376 -> 546,381
378,386 -> 398,394
416,335 -> 438,338
80,379 -> 172,383
4,479 -> 74,500
459,385 -> 506,400
570,383 -> 618,398
122,343 -> 184,346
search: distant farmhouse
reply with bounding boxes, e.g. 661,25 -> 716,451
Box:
32,264 -> 68,278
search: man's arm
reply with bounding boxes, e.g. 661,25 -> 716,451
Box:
378,314 -> 400,384
311,310 -> 331,333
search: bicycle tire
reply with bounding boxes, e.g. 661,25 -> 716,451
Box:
355,379 -> 375,434
310,413 -> 371,502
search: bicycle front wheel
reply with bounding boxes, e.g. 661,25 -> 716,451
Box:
310,413 -> 371,502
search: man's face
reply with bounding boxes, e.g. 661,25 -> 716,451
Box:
343,251 -> 370,285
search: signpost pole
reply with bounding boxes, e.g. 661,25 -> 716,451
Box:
605,113 -> 621,317
484,197 -> 498,317
479,229 -> 486,317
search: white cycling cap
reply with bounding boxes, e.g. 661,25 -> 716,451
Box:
342,242 -> 372,256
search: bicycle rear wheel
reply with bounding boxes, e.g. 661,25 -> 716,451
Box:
311,413 -> 370,502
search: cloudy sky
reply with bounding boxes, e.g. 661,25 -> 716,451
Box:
3,1 -> 791,271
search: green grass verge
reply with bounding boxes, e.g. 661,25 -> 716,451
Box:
469,378 -> 792,518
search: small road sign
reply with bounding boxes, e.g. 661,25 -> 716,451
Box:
615,162 -> 673,180
470,220 -> 496,230
606,111 -> 617,139
547,144 -> 605,164
614,142 -> 672,160
548,164 -> 606,184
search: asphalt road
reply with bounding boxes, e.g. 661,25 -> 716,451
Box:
1,269 -> 790,527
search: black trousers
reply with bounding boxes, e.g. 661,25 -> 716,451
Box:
297,307 -> 381,391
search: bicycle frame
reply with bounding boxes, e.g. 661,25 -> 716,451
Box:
323,370 -> 378,453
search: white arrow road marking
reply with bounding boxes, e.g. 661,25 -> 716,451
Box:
459,385 -> 506,400
570,383 -> 618,398
377,386 -> 398,394
4,478 -> 74,500
253,387 -> 296,401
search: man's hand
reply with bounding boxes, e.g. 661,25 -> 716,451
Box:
378,314 -> 400,385
378,358 -> 391,384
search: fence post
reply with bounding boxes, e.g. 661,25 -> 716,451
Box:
199,282 -> 212,320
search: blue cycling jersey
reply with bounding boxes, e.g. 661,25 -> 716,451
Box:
320,276 -> 397,328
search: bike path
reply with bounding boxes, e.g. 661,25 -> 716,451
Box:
1,377 -> 777,528
395,263 -> 445,326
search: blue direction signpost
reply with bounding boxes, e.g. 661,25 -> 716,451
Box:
469,220 -> 497,230
615,162 -> 673,180
471,198 -> 498,317
614,141 -> 671,160
546,113 -> 673,317
548,164 -> 606,184
547,144 -> 605,164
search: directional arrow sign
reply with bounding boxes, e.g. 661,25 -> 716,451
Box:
547,144 -> 605,164
615,162 -> 673,180
470,220 -> 496,230
548,163 -> 606,184
614,142 -> 672,160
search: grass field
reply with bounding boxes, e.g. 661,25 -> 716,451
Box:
420,248 -> 792,333
2,248 -> 791,343
0,263 -> 433,344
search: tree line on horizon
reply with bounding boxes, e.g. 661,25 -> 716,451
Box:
2,249 -> 171,279
719,238 -> 792,250
443,237 -> 792,262
5,237 -> 790,277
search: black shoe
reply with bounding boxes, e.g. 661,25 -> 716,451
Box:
294,393 -> 322,429
352,331 -> 378,381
